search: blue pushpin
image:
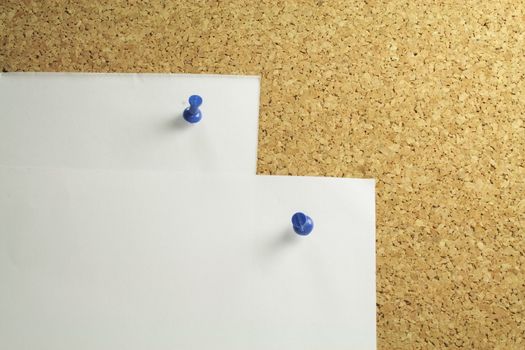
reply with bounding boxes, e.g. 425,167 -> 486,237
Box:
183,95 -> 203,123
291,212 -> 314,236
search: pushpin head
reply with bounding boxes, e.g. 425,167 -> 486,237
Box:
291,212 -> 314,236
183,95 -> 203,123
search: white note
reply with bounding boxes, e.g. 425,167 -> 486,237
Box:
0,73 -> 260,173
0,167 -> 376,350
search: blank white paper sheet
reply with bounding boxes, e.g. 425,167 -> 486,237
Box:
0,73 -> 260,173
0,167 -> 376,350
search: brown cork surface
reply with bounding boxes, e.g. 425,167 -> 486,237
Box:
1,1 -> 524,348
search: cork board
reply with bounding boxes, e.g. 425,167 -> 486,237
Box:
0,1 -> 524,349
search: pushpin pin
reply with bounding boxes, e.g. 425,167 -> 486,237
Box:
291,212 -> 314,236
183,95 -> 203,123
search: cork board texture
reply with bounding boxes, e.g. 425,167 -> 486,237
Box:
1,1 -> 524,349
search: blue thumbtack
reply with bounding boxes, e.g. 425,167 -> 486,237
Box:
183,95 -> 203,123
291,212 -> 314,236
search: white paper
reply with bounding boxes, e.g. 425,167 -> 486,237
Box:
0,167 -> 376,350
0,73 -> 260,173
